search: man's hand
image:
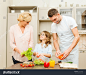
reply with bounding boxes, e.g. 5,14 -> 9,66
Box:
40,53 -> 45,58
61,48 -> 72,60
55,50 -> 62,58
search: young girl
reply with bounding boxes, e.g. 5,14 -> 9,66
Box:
33,31 -> 52,61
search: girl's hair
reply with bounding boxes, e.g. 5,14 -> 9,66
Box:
39,31 -> 51,48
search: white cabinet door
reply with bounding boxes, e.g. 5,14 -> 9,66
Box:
39,8 -> 51,20
79,50 -> 86,69
7,13 -> 18,67
8,13 -> 18,30
29,13 -> 38,48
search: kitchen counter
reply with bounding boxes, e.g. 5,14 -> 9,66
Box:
6,63 -> 77,69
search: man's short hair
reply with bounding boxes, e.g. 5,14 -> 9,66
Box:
48,8 -> 58,17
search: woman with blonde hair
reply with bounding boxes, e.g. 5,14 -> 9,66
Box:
10,12 -> 33,64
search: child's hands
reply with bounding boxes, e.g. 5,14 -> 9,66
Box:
36,52 -> 40,58
40,53 -> 45,58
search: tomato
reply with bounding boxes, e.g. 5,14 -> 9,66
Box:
28,64 -> 30,67
20,64 -> 23,66
36,55 -> 40,58
22,65 -> 25,67
30,64 -> 32,67
44,62 -> 49,68
32,64 -> 34,67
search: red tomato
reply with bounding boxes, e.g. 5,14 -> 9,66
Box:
30,64 -> 32,67
20,64 -> 23,66
32,64 -> 34,67
44,62 -> 49,68
22,65 -> 25,67
36,55 -> 40,58
28,64 -> 30,67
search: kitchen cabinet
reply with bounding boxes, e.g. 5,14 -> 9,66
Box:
39,7 -> 51,20
7,6 -> 38,67
75,7 -> 86,31
58,7 -> 75,18
79,50 -> 86,69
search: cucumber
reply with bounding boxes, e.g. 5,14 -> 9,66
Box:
66,62 -> 73,64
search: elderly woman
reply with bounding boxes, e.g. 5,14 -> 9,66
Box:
10,12 -> 33,64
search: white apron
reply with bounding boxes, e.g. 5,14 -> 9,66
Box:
56,18 -> 79,67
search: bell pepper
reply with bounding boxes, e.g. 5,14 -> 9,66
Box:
58,54 -> 63,60
49,59 -> 55,68
44,62 -> 49,68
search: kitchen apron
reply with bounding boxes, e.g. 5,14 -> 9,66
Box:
56,18 -> 79,67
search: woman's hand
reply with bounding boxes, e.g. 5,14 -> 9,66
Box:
19,50 -> 25,57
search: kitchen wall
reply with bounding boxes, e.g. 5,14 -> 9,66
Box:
12,0 -> 86,7
0,0 -> 12,69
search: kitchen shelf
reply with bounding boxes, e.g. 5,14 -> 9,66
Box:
78,30 -> 86,34
8,6 -> 37,13
61,14 -> 72,16
39,19 -> 51,22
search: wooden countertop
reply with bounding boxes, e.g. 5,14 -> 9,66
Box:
6,63 -> 61,69
6,63 -> 77,69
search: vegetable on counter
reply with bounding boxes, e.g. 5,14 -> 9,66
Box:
44,62 -> 49,68
21,48 -> 33,60
66,62 -> 73,64
34,59 -> 44,65
49,59 -> 55,68
58,54 -> 63,60
20,62 -> 35,68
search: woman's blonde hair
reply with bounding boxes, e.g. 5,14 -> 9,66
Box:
17,12 -> 32,22
39,31 -> 51,48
